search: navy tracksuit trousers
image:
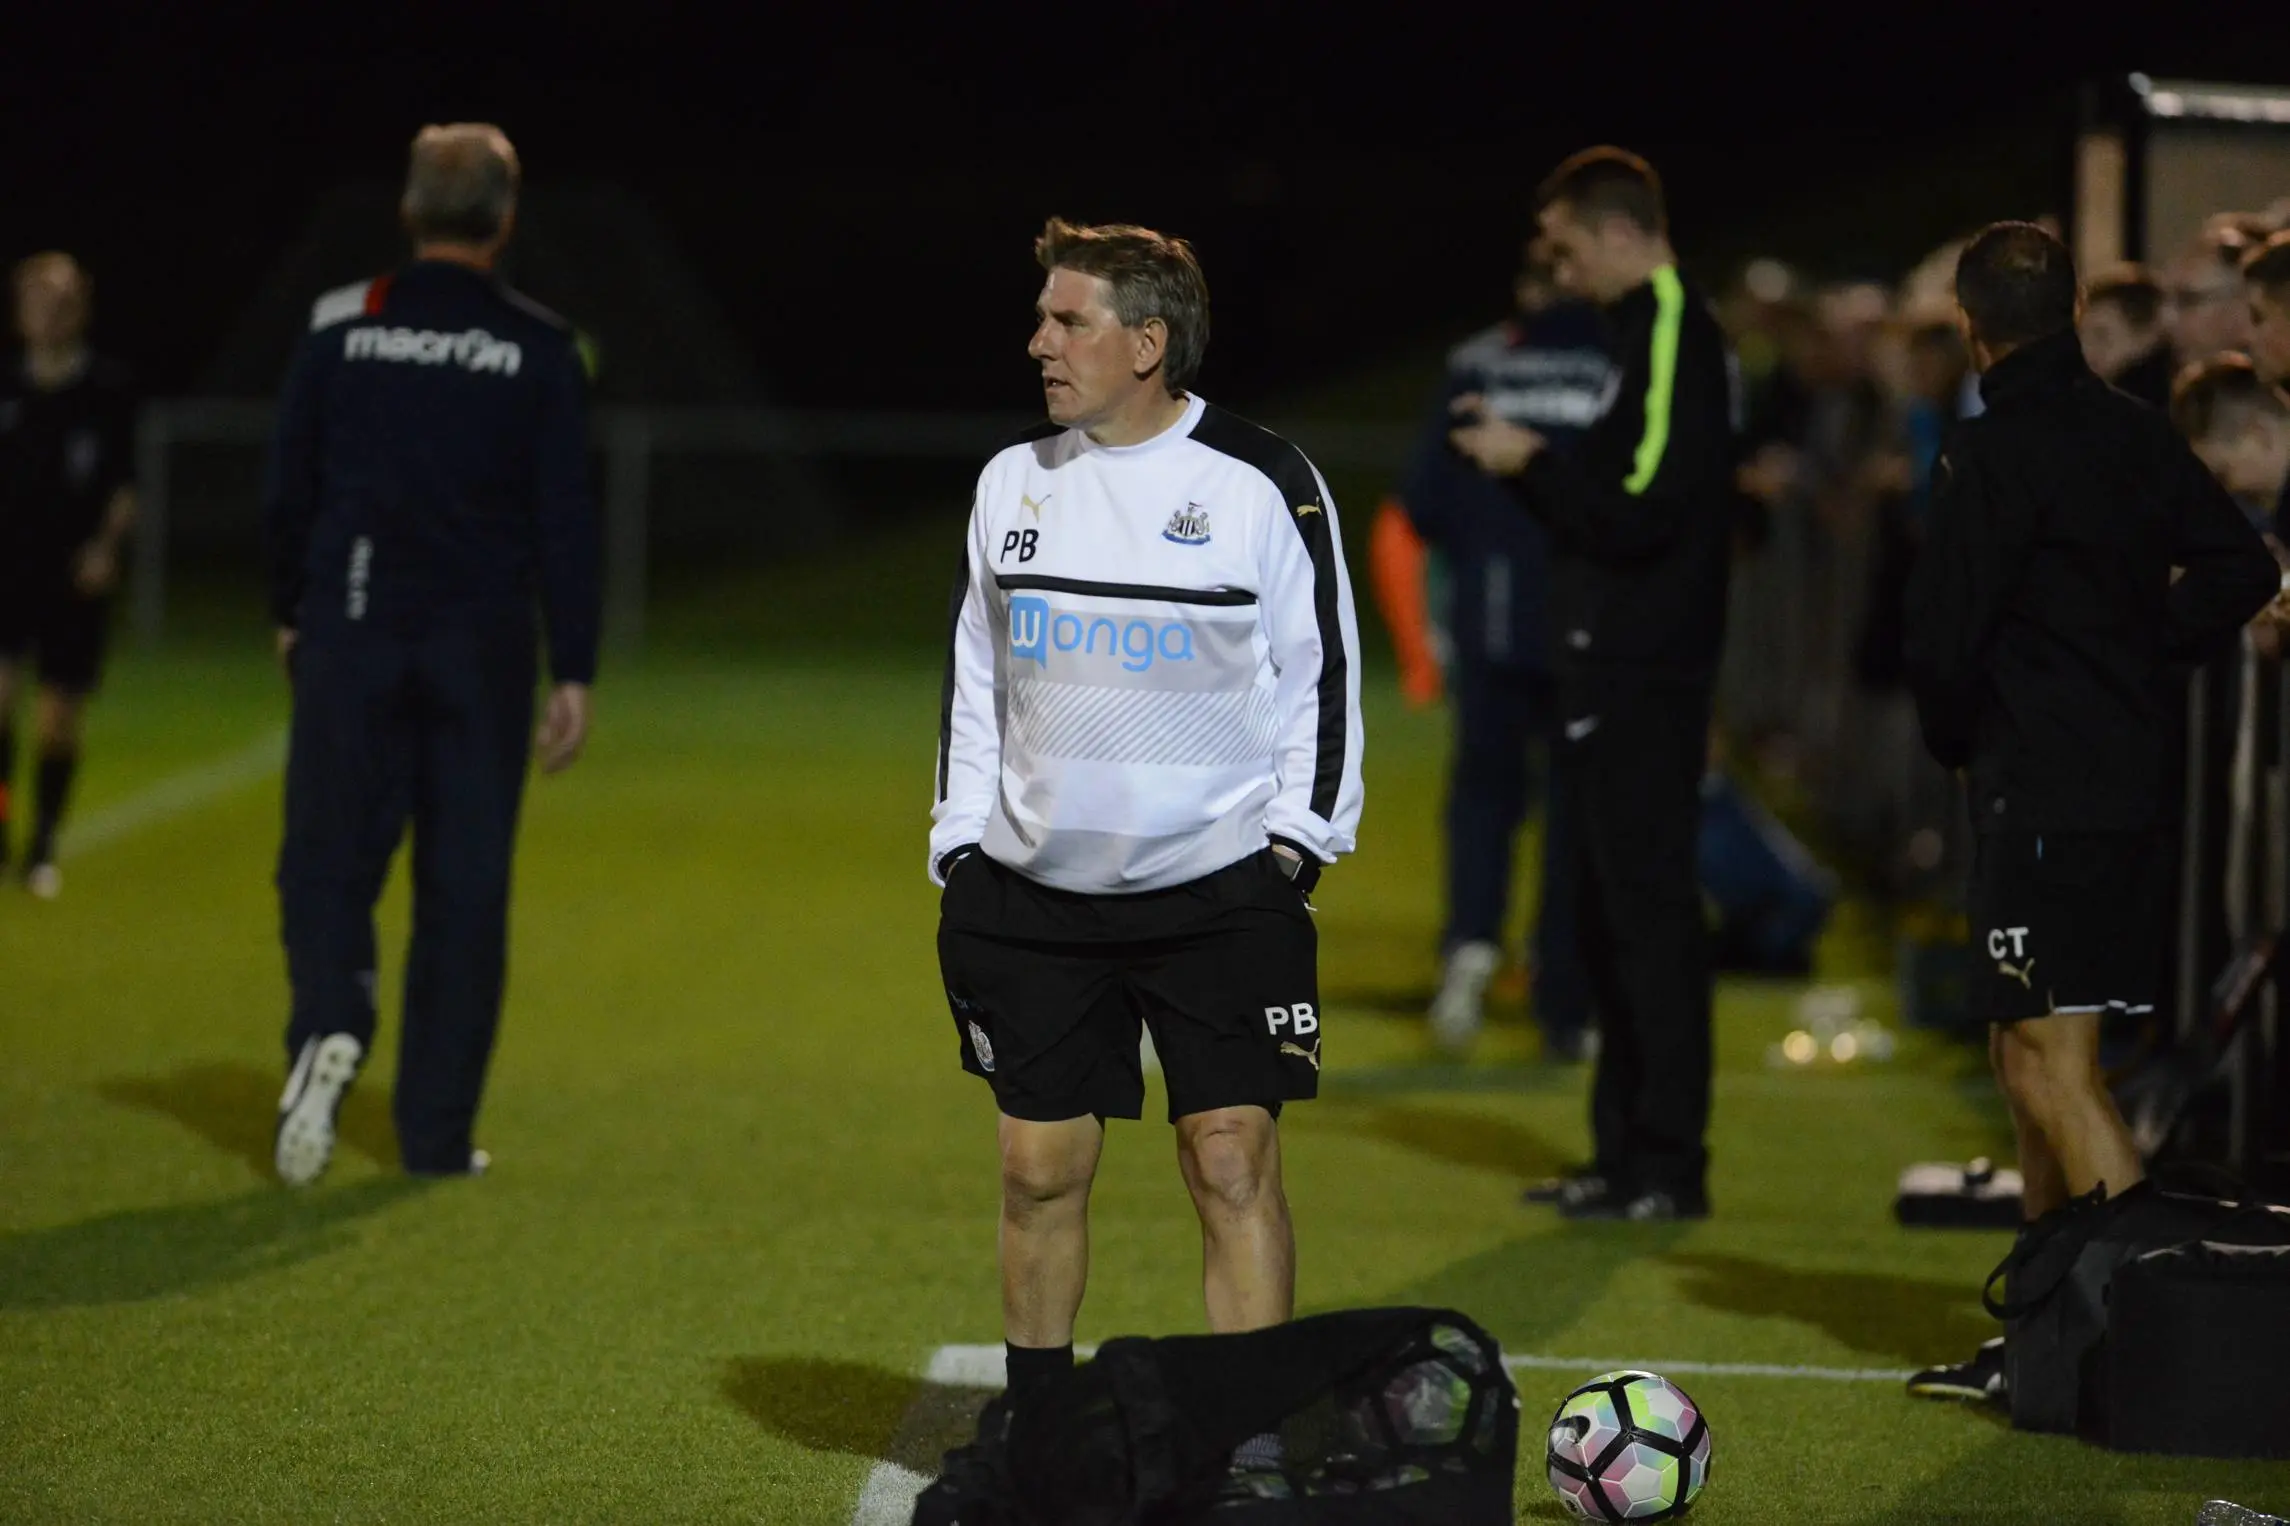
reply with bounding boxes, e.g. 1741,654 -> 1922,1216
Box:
278,613 -> 536,1172
1442,662 -> 1590,1041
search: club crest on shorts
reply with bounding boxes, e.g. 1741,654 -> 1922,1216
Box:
967,1020 -> 996,1072
1162,503 -> 1211,545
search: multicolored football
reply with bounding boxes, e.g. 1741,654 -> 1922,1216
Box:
1546,1370 -> 1712,1521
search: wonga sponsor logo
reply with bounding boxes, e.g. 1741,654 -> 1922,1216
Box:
1009,595 -> 1197,674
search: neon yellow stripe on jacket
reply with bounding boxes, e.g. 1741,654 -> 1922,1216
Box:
1624,266 -> 1685,496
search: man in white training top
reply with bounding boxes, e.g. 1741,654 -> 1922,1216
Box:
931,218 -> 1364,1455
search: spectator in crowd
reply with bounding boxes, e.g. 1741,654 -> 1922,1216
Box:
2079,266 -> 2175,409
1693,211 -> 2290,988
2165,221 -> 2264,369
2245,232 -> 2290,391
1856,324 -> 1966,694
2171,356 -> 2290,530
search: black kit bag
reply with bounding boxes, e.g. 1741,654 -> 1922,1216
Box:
2100,1203 -> 2290,1458
912,1307 -> 1519,1526
1981,1175 -> 2245,1436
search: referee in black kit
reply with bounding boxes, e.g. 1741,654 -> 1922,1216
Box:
1450,148 -> 1737,1221
0,252 -> 138,898
264,124 -> 600,1186
1904,224 -> 2275,1400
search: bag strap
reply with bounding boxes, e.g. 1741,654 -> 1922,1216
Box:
1982,1185 -> 2109,1321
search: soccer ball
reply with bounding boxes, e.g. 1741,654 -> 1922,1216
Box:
1546,1370 -> 1711,1521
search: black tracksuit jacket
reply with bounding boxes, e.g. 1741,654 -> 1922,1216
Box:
264,261 -> 600,684
1905,330 -> 2277,835
1502,265 -> 1739,691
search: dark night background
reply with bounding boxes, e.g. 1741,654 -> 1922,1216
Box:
5,4 -> 2283,411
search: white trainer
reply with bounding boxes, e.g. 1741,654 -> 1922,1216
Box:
25,862 -> 61,900
275,1033 -> 365,1187
1429,940 -> 1502,1056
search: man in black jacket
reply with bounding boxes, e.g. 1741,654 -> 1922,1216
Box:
1904,223 -> 2275,1400
1450,147 -> 1738,1220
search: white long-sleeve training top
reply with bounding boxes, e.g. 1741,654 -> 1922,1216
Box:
931,393 -> 1365,894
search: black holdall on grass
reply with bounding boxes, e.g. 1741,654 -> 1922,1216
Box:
2100,1205 -> 2290,1458
912,1307 -> 1519,1526
1981,1176 -> 2248,1436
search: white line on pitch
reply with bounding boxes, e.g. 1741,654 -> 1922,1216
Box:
848,1464 -> 934,1526
59,728 -> 286,860
850,1344 -> 1008,1526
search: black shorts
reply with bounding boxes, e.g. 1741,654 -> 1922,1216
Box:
1966,830 -> 2172,1024
937,848 -> 1321,1123
0,577 -> 110,696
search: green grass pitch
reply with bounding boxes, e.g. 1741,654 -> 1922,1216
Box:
3,544 -> 2285,1523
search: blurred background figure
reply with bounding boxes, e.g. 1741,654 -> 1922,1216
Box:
2171,355 -> 2290,527
2164,219 -> 2265,370
265,124 -> 599,1187
1844,318 -> 1968,904
2079,265 -> 2175,408
1698,725 -> 1836,978
0,252 -> 138,898
2245,233 -> 2290,395
1380,238 -> 1612,1060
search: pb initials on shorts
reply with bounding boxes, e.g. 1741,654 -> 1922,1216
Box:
1265,1003 -> 1318,1037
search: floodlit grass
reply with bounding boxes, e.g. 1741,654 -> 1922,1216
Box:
4,544 -> 2285,1523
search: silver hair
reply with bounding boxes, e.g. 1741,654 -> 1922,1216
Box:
401,124 -> 521,244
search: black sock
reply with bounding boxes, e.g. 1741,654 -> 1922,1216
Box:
0,723 -> 14,865
31,748 -> 75,866
1004,1342 -> 1074,1403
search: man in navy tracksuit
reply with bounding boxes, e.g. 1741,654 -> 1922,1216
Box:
1403,246 -> 1612,1058
264,124 -> 600,1185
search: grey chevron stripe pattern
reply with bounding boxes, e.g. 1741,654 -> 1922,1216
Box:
1010,679 -> 1279,766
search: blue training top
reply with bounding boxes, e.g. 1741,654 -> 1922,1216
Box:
1399,300 -> 1614,670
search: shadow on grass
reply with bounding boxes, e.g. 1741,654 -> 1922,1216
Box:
721,1357 -> 920,1460
1663,1252 -> 1996,1367
0,1177 -> 427,1309
1293,1100 -> 1575,1183
721,1356 -> 995,1475
97,1061 -> 398,1175
1337,1221 -> 1690,1381
1847,1423 -> 2214,1526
